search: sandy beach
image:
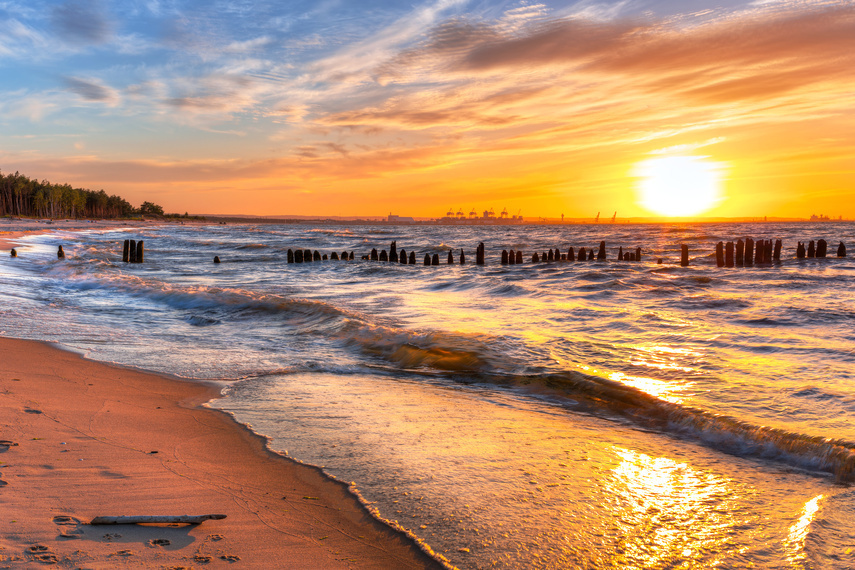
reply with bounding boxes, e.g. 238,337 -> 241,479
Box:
0,337 -> 444,569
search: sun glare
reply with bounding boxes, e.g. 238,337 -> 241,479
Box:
634,156 -> 724,217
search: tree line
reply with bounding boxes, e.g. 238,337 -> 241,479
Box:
0,170 -> 163,219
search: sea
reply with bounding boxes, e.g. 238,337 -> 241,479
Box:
1,220 -> 854,569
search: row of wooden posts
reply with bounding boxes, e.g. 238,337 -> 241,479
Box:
280,241 -> 646,266
694,238 -> 847,267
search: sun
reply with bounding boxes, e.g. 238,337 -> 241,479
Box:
634,155 -> 725,217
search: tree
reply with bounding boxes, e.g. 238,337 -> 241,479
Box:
139,201 -> 164,217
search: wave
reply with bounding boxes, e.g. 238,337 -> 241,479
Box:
35,252 -> 855,483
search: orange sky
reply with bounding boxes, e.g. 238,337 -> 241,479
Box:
1,0 -> 853,218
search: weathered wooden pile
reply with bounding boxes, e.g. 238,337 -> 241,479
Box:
122,239 -> 145,263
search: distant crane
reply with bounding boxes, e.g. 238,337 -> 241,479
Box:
500,207 -> 509,219
469,207 -> 478,219
446,206 -> 454,218
611,211 -> 617,223
595,211 -> 600,222
456,207 -> 465,219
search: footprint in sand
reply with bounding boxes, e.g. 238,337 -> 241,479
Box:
109,549 -> 134,557
26,545 -> 58,565
220,554 -> 241,562
194,554 -> 213,563
147,538 -> 171,547
53,515 -> 83,539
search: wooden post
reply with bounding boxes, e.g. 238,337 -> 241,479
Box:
576,247 -> 585,261
680,244 -> 689,266
342,251 -> 349,261
774,239 -> 782,261
476,243 -> 485,265
764,239 -> 773,262
122,239 -> 130,262
379,250 -> 388,262
424,254 -> 431,265
390,241 -> 397,261
588,250 -> 594,260
322,254 -> 328,260
508,249 -> 516,265
213,256 -> 220,263
399,248 -> 407,264
516,251 -> 522,264
838,242 -> 846,257
349,251 -> 354,260
371,248 -> 378,261
736,239 -> 744,266
744,238 -> 753,266
567,248 -> 575,262
501,250 -> 509,264
129,239 -> 137,263
313,250 -> 321,261
817,239 -> 827,258
754,239 -> 762,265
448,250 -> 454,264
331,252 -> 339,260
531,252 -> 539,262
10,248 -> 16,257
409,251 -> 416,264
304,249 -> 312,262
715,242 -> 724,267
432,253 -> 439,265
797,242 -> 805,259
808,240 -> 815,258
287,249 -> 294,263
597,241 -> 606,260
295,249 -> 304,263
57,245 -> 65,259
136,241 -> 144,263
725,242 -> 734,267
547,249 -> 553,262
618,246 -> 623,261
460,249 -> 466,264
636,247 -> 641,262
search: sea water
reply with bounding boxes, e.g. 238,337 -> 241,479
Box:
1,221 -> 853,568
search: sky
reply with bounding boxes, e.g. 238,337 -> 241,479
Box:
1,0 -> 853,218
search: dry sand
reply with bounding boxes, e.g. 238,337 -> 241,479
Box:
0,218 -> 149,251
0,338 -> 445,569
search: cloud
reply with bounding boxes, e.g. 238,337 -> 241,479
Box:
62,77 -> 117,103
51,1 -> 113,45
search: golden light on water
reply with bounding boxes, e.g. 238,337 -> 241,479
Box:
634,156 -> 726,217
784,494 -> 823,566
607,447 -> 742,568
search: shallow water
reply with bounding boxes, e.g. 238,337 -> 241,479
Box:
1,220 -> 853,568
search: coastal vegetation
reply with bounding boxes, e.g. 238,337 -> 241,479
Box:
0,170 -> 146,219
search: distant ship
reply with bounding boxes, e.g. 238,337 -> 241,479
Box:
810,214 -> 831,221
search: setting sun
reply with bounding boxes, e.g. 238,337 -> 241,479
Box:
634,156 -> 725,217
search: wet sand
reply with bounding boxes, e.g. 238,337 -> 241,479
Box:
0,338 -> 444,568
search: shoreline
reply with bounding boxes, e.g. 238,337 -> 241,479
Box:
0,337 -> 445,568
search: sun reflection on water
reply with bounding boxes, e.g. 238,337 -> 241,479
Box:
609,371 -> 689,404
784,494 -> 823,567
605,447 -> 750,569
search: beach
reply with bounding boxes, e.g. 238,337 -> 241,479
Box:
0,219 -> 853,568
0,337 -> 443,569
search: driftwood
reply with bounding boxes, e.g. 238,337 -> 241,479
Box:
90,514 -> 226,525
